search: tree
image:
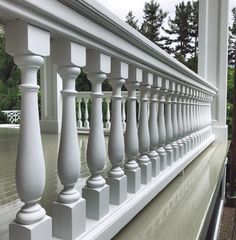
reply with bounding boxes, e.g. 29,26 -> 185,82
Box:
140,0 -> 167,48
125,11 -> 139,30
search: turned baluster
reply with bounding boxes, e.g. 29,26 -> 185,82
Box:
176,84 -> 184,158
124,66 -> 142,193
77,98 -> 83,128
164,79 -> 174,166
185,87 -> 191,151
51,39 -> 86,239
189,89 -> 195,149
156,77 -> 167,170
170,81 -> 179,162
6,20 -> 52,240
138,72 -> 152,184
107,59 -> 128,205
181,86 -> 188,154
122,98 -> 127,130
148,76 -> 160,177
82,50 -> 111,220
105,97 -> 111,129
84,97 -> 90,129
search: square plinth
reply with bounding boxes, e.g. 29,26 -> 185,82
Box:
125,167 -> 141,193
82,184 -> 109,220
148,153 -> 160,177
107,175 -> 127,205
139,161 -> 152,184
52,198 -> 86,240
9,215 -> 52,240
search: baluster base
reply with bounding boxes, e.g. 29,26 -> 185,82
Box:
125,167 -> 141,193
52,198 -> 86,240
177,139 -> 184,159
138,160 -> 152,184
148,150 -> 160,177
10,216 -> 52,240
171,142 -> 179,162
107,175 -> 127,205
82,185 -> 109,220
157,147 -> 167,171
165,144 -> 174,166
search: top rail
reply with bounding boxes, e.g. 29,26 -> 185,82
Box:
0,0 -> 217,95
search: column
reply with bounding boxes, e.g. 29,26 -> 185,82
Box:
148,76 -> 160,177
6,20 -> 52,240
124,66 -> 142,193
156,77 -> 167,171
138,72 -> 152,184
176,84 -> 184,158
105,97 -> 111,129
82,50 -> 111,220
170,81 -> 179,162
51,39 -> 86,240
107,59 -> 128,205
163,79 -> 174,166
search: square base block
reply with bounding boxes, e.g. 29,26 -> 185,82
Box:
182,140 -> 188,154
52,198 -> 86,240
82,184 -> 109,220
139,161 -> 152,185
148,153 -> 160,177
9,215 -> 52,240
107,175 -> 127,205
125,167 -> 141,193
165,148 -> 174,166
177,143 -> 184,159
171,145 -> 179,162
158,152 -> 167,171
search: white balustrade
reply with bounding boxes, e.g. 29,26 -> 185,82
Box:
138,72 -> 152,184
107,59 -> 128,205
6,20 -> 52,240
105,98 -> 111,129
122,98 -> 126,130
82,50 -> 111,220
124,66 -> 142,193
1,110 -> 21,124
51,39 -> 86,240
84,97 -> 90,129
77,98 -> 83,128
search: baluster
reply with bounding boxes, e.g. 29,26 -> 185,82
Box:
156,77 -> 167,170
148,76 -> 160,177
124,66 -> 142,193
77,98 -> 83,128
107,59 -> 128,205
195,91 -> 201,145
6,20 -> 52,240
82,50 -> 111,220
189,89 -> 195,149
191,89 -> 197,148
181,86 -> 188,154
185,87 -> 191,151
51,39 -> 86,240
122,98 -> 127,130
105,97 -> 111,129
176,84 -> 184,158
84,97 -> 90,129
199,92 -> 203,143
138,72 -> 152,184
137,98 -> 141,122
164,79 -> 174,166
170,81 -> 179,162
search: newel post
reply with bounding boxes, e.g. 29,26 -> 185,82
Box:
107,59 -> 128,205
51,39 -> 86,240
6,20 -> 52,240
82,50 -> 111,220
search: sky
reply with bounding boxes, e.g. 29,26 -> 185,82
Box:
97,0 -> 235,27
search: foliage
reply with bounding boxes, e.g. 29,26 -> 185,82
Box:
125,11 -> 139,30
227,68 -> 234,140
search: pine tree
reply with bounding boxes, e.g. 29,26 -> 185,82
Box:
140,0 -> 167,47
229,8 -> 236,67
125,11 -> 139,30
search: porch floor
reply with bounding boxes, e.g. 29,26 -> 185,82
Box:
0,126 -> 229,240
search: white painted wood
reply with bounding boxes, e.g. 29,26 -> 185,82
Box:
77,98 -> 83,128
5,20 -> 52,240
157,77 -> 167,171
148,76 -> 160,177
107,59 -> 128,205
138,72 -> 152,184
84,98 -> 90,129
82,50 -> 111,220
122,98 -> 126,130
51,39 -> 86,239
105,98 -> 111,129
124,65 -> 142,193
